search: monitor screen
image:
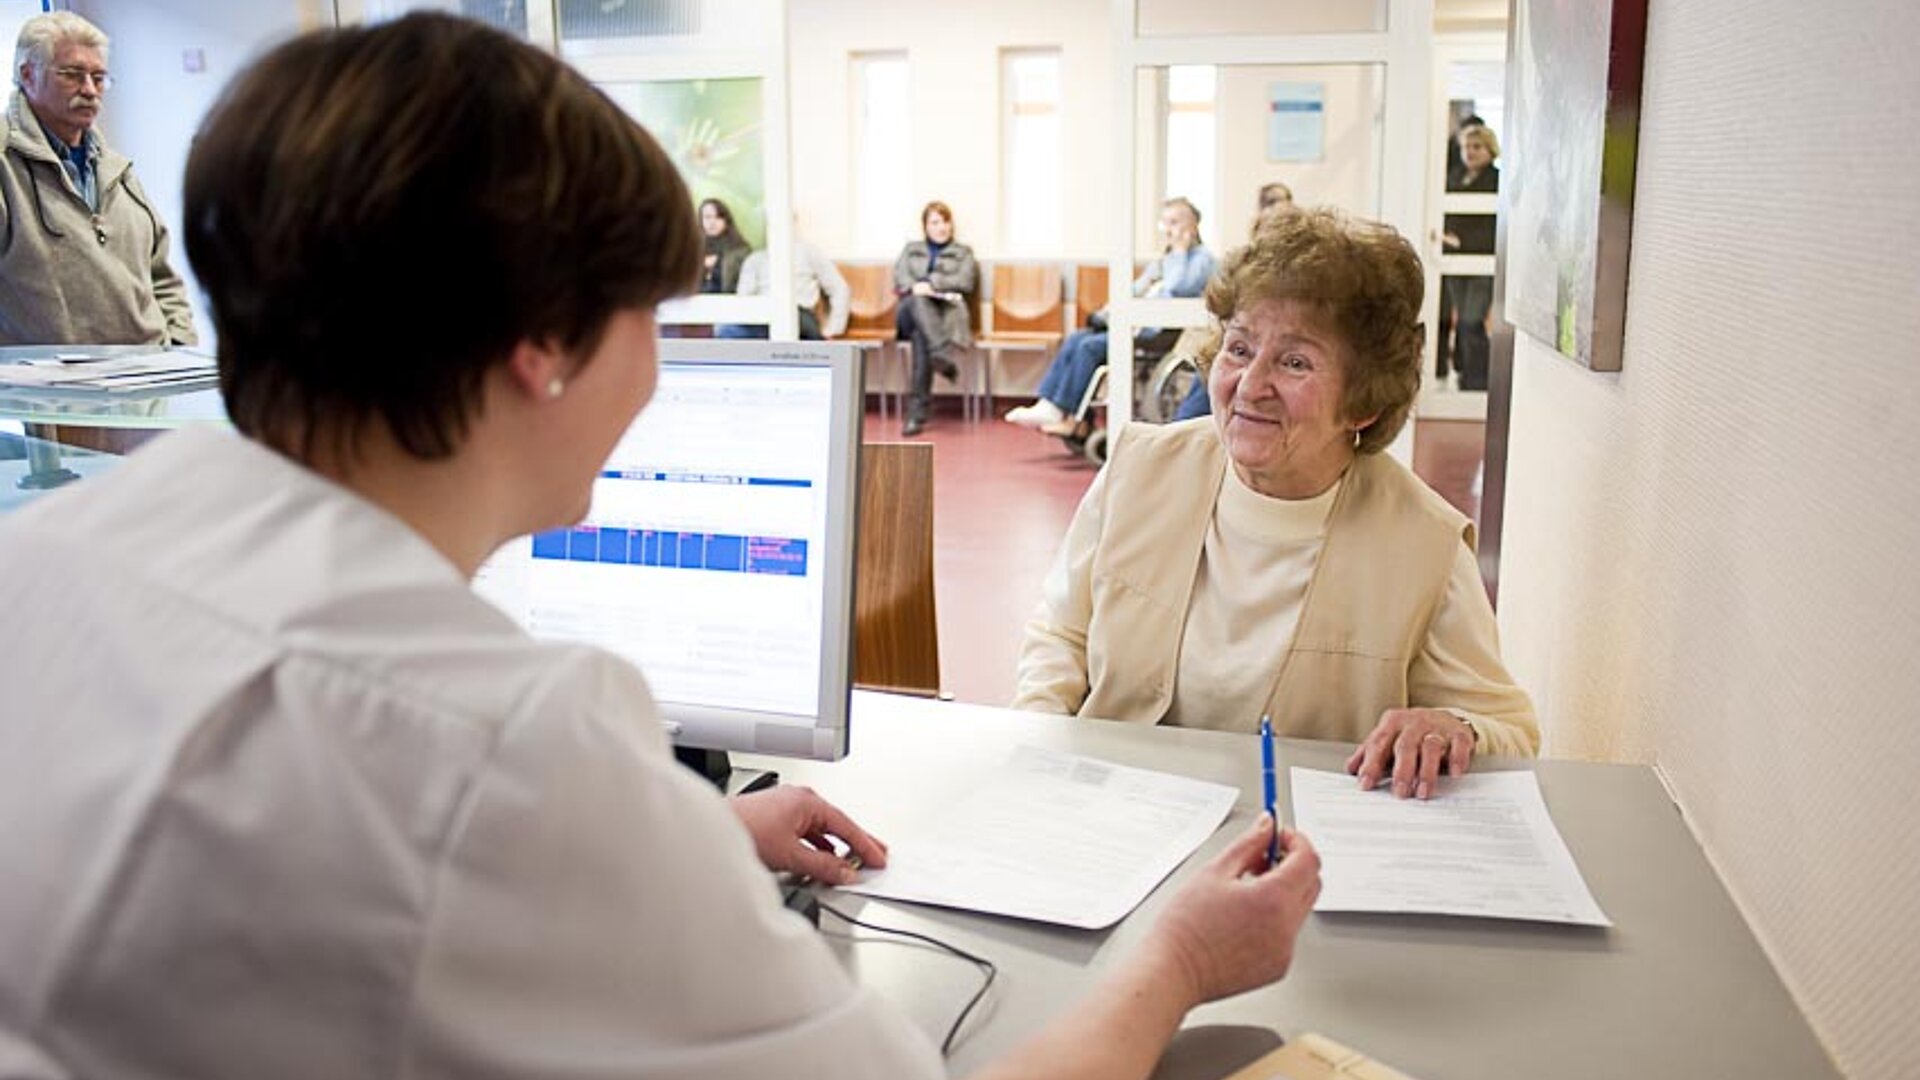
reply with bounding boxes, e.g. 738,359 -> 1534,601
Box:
472,340 -> 863,761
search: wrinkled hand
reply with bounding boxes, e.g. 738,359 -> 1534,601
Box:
911,281 -> 936,297
1146,815 -> 1321,1008
1346,708 -> 1476,800
729,785 -> 888,885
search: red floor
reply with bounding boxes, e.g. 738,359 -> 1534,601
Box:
865,400 -> 1487,707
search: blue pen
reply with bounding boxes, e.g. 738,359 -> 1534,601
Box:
1259,714 -> 1278,867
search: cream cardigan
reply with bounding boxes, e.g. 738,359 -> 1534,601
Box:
1014,419 -> 1540,756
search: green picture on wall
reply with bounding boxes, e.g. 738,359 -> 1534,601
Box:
602,77 -> 766,249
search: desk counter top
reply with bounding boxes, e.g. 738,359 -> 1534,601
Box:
748,693 -> 1837,1080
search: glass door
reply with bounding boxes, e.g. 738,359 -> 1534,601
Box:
1107,0 -> 1434,468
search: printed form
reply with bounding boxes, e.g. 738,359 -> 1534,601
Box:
1290,767 -> 1610,926
841,746 -> 1238,929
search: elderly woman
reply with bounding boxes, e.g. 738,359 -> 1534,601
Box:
891,200 -> 978,436
1015,208 -> 1538,799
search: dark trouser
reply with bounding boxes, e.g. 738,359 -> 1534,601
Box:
715,307 -> 823,340
1449,276 -> 1493,391
895,300 -> 942,421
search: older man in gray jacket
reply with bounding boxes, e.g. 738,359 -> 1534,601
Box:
1,13 -> 196,346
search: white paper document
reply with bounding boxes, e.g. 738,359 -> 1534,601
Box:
1290,767 -> 1610,926
0,351 -> 216,392
842,745 -> 1238,929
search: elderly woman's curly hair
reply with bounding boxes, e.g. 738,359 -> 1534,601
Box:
1196,208 -> 1425,456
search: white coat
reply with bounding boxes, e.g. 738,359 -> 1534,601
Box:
0,427 -> 940,1080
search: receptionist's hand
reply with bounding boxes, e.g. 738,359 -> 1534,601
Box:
1346,708 -> 1477,800
729,785 -> 889,885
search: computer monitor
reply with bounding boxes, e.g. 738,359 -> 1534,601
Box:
472,340 -> 863,767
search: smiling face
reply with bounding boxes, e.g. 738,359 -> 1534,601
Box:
22,41 -> 107,145
923,208 -> 953,244
1208,297 -> 1368,499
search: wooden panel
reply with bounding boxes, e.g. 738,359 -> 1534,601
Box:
1074,264 -> 1108,329
839,262 -> 897,340
853,441 -> 940,696
989,264 -> 1066,338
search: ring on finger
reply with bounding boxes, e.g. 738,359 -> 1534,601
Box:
1422,733 -> 1448,745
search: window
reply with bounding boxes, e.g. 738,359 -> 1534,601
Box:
1163,64 -> 1217,239
1000,49 -> 1063,255
852,53 -> 911,257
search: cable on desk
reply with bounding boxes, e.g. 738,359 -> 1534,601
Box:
817,898 -> 997,1057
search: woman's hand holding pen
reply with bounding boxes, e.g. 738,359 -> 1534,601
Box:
1345,708 -> 1478,800
1142,815 -> 1321,1009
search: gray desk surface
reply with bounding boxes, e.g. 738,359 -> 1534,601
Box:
746,692 -> 1838,1080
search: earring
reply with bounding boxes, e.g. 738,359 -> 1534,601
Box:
546,378 -> 565,399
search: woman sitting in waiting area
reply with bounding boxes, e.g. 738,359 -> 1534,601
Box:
697,197 -> 751,294
891,200 -> 978,436
1014,209 -> 1539,798
1005,196 -> 1216,434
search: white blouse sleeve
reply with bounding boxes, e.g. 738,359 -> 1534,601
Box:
405,651 -> 943,1080
1409,542 -> 1543,757
1011,468 -> 1110,714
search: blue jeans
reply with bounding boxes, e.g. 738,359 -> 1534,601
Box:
715,308 -> 823,340
1173,376 -> 1211,420
1035,329 -> 1110,412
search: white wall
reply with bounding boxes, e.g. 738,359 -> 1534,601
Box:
69,0 -> 319,342
787,0 -> 1111,260
1495,0 -> 1920,1075
1216,63 -> 1380,236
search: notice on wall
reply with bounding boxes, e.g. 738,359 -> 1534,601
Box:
1266,81 -> 1325,162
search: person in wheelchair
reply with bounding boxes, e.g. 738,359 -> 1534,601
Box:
1003,197 -> 1215,435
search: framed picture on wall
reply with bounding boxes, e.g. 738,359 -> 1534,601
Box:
1502,0 -> 1650,372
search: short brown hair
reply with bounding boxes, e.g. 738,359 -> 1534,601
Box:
1197,208 -> 1424,455
184,13 -> 702,462
921,200 -> 954,236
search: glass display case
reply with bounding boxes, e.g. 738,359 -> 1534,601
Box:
0,346 -> 228,514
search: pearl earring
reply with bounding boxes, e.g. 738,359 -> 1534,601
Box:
546,378 -> 565,399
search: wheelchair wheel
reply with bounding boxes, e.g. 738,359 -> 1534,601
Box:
1082,428 -> 1109,465
1146,353 -> 1200,423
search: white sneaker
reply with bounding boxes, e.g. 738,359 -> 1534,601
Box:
1004,400 -> 1066,428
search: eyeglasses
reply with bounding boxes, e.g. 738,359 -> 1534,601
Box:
51,67 -> 112,91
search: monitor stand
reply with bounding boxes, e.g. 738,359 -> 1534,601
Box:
674,746 -> 778,795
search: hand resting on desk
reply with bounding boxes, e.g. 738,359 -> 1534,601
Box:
729,785 -> 888,886
1345,707 -> 1478,800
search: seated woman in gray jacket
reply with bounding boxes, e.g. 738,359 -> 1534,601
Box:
1015,208 -> 1539,800
890,200 -> 978,436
